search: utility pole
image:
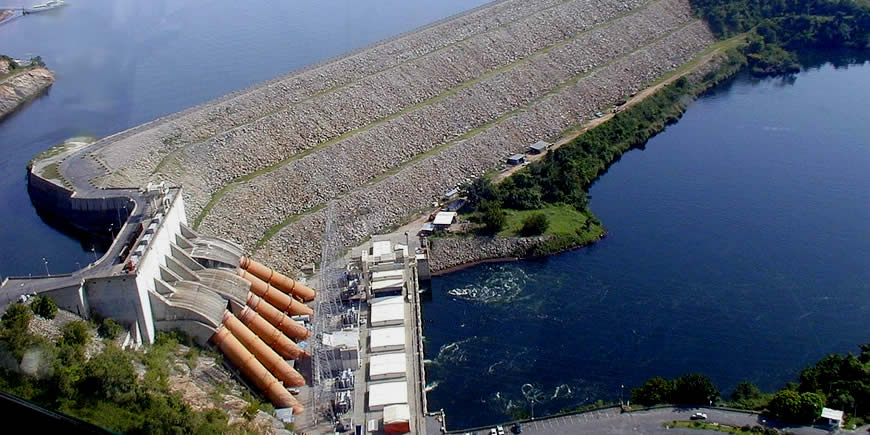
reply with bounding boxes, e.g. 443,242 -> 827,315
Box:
42,257 -> 50,276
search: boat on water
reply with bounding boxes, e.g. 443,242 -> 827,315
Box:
23,0 -> 66,14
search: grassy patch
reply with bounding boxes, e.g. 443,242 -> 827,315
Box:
28,143 -> 69,168
666,420 -> 753,433
498,204 -> 587,237
39,162 -> 62,181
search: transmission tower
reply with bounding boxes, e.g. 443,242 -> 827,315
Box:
311,201 -> 348,425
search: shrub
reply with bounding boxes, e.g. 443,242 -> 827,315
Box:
98,318 -> 123,340
519,213 -> 550,236
61,321 -> 91,348
673,373 -> 719,405
30,296 -> 58,320
1,303 -> 33,332
768,390 -> 824,424
632,376 -> 674,406
732,380 -> 762,402
462,178 -> 499,211
478,200 -> 506,234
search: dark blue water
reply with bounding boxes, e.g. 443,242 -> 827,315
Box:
424,60 -> 870,430
0,0 -> 489,278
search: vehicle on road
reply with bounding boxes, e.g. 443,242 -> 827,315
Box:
690,412 -> 708,420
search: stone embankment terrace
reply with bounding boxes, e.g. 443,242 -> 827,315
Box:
84,0 -> 717,275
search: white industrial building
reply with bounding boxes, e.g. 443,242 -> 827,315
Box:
371,278 -> 404,296
368,352 -> 407,381
370,295 -> 405,327
367,380 -> 409,411
370,326 -> 406,353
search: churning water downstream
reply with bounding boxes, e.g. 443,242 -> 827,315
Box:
424,58 -> 870,430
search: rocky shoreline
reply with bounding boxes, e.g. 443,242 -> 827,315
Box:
0,58 -> 55,120
428,236 -> 548,273
427,231 -> 608,273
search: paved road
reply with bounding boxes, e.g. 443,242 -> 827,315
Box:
493,407 -> 831,435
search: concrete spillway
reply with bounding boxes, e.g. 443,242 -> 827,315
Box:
7,173 -> 314,414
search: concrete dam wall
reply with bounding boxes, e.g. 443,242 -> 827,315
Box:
27,170 -> 133,233
80,0 -> 716,274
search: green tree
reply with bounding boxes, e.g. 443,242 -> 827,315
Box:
30,296 -> 58,320
462,178 -> 500,211
519,213 -> 550,237
731,380 -> 763,402
769,390 -> 824,424
81,345 -> 137,403
1,303 -> 33,332
60,320 -> 90,348
673,373 -> 719,405
478,200 -> 506,234
631,376 -> 675,406
98,318 -> 123,340
0,303 -> 35,358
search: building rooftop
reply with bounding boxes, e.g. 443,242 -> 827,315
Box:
368,380 -> 409,409
821,408 -> 844,421
323,329 -> 359,349
433,211 -> 457,226
370,296 -> 405,325
530,140 -> 551,151
369,352 -> 407,378
372,240 -> 393,257
372,269 -> 404,282
371,278 -> 404,292
370,326 -> 406,351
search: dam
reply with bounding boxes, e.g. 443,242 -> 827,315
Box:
73,0 -> 716,276
1,0 -> 725,432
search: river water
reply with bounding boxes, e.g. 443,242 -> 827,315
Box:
424,59 -> 870,429
0,0 -> 489,278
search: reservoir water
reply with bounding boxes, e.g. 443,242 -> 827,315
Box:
424,59 -> 870,429
0,0 -> 489,278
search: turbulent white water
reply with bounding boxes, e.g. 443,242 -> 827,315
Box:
446,265 -> 530,304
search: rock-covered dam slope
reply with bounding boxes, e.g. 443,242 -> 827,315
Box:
87,0 -> 716,273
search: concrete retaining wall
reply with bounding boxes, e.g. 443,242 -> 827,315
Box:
27,169 -> 133,233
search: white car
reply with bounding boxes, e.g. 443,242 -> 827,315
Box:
690,412 -> 708,420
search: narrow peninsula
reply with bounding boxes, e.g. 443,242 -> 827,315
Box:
0,55 -> 55,120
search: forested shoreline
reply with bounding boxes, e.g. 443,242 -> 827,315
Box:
457,0 -> 870,257
631,345 -> 870,426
